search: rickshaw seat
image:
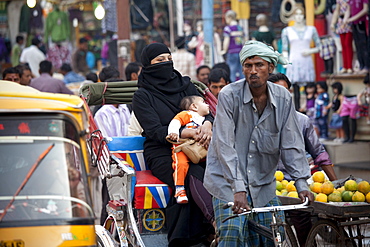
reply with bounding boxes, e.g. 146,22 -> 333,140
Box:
107,136 -> 172,209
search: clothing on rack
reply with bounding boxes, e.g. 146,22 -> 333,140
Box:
47,43 -> 71,69
102,0 -> 118,33
44,8 -> 70,43
19,3 -> 43,33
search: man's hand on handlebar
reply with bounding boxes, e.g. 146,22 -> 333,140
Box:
233,192 -> 251,214
299,190 -> 314,203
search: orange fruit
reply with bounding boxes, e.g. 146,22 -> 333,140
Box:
357,181 -> 370,194
281,190 -> 289,196
352,191 -> 365,202
286,181 -> 297,192
310,182 -> 322,194
312,171 -> 325,183
342,191 -> 354,202
321,181 -> 334,195
276,181 -> 283,191
275,171 -> 284,182
281,180 -> 289,189
366,192 -> 370,203
344,180 -> 358,191
315,193 -> 328,203
328,191 -> 342,202
287,191 -> 299,198
337,186 -> 345,194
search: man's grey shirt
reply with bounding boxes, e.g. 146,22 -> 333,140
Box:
204,80 -> 310,207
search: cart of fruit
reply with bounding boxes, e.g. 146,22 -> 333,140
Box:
276,171 -> 370,246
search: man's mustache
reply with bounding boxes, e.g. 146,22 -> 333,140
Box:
249,75 -> 259,80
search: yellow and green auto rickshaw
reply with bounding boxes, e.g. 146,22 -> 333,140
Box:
0,81 -> 104,246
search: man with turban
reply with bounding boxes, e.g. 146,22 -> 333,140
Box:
204,41 -> 313,246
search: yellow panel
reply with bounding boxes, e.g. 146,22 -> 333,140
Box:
0,225 -> 96,246
144,187 -> 153,209
231,0 -> 250,19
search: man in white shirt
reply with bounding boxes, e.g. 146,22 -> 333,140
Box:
20,37 -> 46,77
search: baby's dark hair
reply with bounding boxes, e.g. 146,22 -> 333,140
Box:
180,95 -> 201,110
317,81 -> 328,92
331,81 -> 343,94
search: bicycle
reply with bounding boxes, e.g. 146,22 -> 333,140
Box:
219,197 -> 310,247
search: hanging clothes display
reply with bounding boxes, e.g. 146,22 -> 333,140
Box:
19,4 -> 30,33
44,7 -> 70,43
47,43 -> 71,69
102,0 -> 118,33
130,0 -> 153,30
19,3 -> 43,33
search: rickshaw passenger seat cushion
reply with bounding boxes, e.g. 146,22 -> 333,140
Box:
134,170 -> 172,209
107,136 -> 172,209
107,136 -> 148,171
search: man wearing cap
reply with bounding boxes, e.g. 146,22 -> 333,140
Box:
204,40 -> 313,246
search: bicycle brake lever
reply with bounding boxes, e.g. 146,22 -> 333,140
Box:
222,202 -> 234,209
221,211 -> 251,223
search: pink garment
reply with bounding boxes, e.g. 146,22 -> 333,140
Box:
349,0 -> 368,24
340,96 -> 359,119
47,44 -> 71,69
195,33 -> 204,67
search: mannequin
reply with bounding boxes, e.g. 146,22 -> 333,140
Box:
188,21 -> 205,67
183,21 -> 196,55
330,0 -> 354,74
188,21 -> 224,67
282,5 -> 320,110
221,10 -> 244,82
346,0 -> 369,74
251,13 -> 277,49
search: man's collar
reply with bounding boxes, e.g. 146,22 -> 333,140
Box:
243,80 -> 277,108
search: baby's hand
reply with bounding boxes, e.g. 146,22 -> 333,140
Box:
167,133 -> 179,142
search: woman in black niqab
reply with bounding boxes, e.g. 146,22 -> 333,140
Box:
133,43 -> 215,246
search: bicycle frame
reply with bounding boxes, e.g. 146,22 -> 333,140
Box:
222,197 -> 309,247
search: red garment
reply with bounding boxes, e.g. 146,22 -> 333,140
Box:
339,32 -> 354,70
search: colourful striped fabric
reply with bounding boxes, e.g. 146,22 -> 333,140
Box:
107,136 -> 172,209
135,171 -> 172,209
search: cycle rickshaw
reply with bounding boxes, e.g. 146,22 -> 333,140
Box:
80,80 -> 370,247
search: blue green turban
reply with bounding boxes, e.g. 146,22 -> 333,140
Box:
239,40 -> 289,66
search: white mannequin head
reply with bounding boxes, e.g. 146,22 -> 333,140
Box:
256,13 -> 267,27
225,10 -> 237,25
293,7 -> 305,25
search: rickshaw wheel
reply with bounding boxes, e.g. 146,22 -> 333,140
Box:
96,225 -> 119,247
306,219 -> 354,247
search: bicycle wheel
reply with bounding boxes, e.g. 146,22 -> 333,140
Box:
306,219 -> 353,247
282,224 -> 299,247
248,220 -> 298,247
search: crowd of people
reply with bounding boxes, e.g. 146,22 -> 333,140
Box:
2,5 -> 370,247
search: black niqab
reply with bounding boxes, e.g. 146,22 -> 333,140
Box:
138,43 -> 192,112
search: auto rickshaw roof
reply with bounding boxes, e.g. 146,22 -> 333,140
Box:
0,80 -> 84,111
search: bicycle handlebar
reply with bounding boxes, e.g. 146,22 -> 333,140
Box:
221,197 -> 309,223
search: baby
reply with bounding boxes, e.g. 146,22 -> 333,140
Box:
167,95 -> 209,204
